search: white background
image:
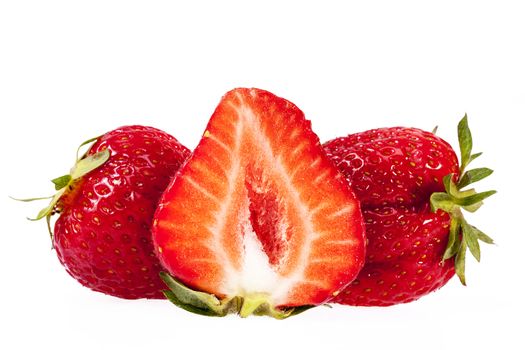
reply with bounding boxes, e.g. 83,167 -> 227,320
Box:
1,1 -> 523,349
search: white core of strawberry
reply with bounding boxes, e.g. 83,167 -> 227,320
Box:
218,191 -> 307,306
212,100 -> 315,306
238,219 -> 280,295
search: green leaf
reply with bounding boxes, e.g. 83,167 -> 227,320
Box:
443,217 -> 461,260
160,272 -> 224,313
443,174 -> 453,194
462,221 -> 481,262
457,168 -> 494,189
288,305 -> 316,317
163,290 -> 224,317
70,149 -> 110,180
27,188 -> 66,221
454,190 -> 497,207
9,195 -> 53,202
430,192 -> 456,212
51,174 -> 72,191
470,152 -> 482,163
471,226 -> 495,244
462,201 -> 484,213
30,206 -> 53,221
76,135 -> 102,160
46,215 -> 53,240
458,114 -> 473,172
455,239 -> 467,286
457,188 -> 476,198
443,174 -> 461,198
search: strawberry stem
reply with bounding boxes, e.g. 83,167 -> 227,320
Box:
238,294 -> 286,318
430,114 -> 495,285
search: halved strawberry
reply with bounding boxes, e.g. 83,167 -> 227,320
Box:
152,88 -> 365,318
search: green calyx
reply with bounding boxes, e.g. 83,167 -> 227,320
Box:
430,115 -> 495,285
160,272 -> 314,319
12,136 -> 109,238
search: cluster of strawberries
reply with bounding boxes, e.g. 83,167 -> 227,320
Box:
23,88 -> 494,318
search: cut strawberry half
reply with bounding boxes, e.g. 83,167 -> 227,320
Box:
152,88 -> 365,318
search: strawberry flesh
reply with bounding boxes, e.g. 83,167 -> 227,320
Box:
153,88 -> 366,309
245,170 -> 286,266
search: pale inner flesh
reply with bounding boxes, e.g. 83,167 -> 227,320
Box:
204,98 -> 318,304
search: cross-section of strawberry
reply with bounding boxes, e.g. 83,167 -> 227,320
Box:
153,88 -> 365,318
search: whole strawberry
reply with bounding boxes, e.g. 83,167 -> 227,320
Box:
26,126 -> 190,299
324,116 -> 495,306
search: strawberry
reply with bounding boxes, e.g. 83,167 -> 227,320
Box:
153,88 -> 366,318
323,116 -> 495,306
23,126 -> 190,299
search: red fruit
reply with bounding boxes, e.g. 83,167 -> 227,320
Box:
32,126 -> 190,299
324,117 -> 495,306
153,88 -> 365,318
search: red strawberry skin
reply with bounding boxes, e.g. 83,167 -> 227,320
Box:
324,127 -> 459,306
53,126 -> 190,299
